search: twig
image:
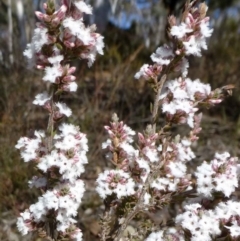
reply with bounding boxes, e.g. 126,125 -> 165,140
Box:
152,74 -> 167,133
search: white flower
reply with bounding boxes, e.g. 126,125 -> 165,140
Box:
23,43 -> 35,65
58,123 -> 79,136
96,170 -> 136,199
66,82 -> 78,92
225,220 -> 240,238
168,162 -> 186,178
28,176 -> 47,188
151,177 -> 171,191
33,92 -> 50,106
144,147 -> 159,162
48,55 -> 64,65
43,64 -> 63,83
38,151 -> 59,172
143,192 -> 151,205
74,1 -> 92,14
183,36 -> 201,56
134,64 -> 150,80
95,34 -> 104,55
215,151 -> 230,161
214,174 -> 238,197
145,231 -> 164,241
170,23 -> 193,38
16,210 -> 32,235
42,190 -> 59,210
176,139 -> 195,162
16,134 -> 43,162
71,229 -> 83,241
102,139 -> 111,149
200,21 -> 213,38
56,102 -> 72,117
185,78 -> 211,100
32,27 -> 49,52
136,158 -> 150,182
177,57 -> 189,77
150,45 -> 173,65
176,203 -> 221,239
63,17 -> 92,45
29,198 -> 47,221
120,142 -> 136,157
123,125 -> 136,142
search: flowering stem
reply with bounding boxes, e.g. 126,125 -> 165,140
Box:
46,89 -> 55,152
152,74 -> 166,133
114,160 -> 167,241
114,52 -> 185,240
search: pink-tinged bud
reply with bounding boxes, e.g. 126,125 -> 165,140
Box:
110,183 -> 117,188
63,29 -> 72,40
121,159 -> 128,166
55,77 -> 61,85
75,134 -> 81,140
195,127 -> 202,133
178,116 -> 187,124
67,67 -> 76,75
122,166 -> 128,172
194,91 -> 207,100
44,101 -> 52,112
211,163 -> 218,172
36,65 -> 45,70
52,17 -> 60,27
73,156 -> 79,163
62,75 -> 76,83
35,11 -> 44,21
43,3 -> 47,10
175,49 -> 181,55
56,5 -> 67,20
203,16 -> 210,23
119,122 -> 124,129
72,11 -> 83,20
190,136 -> 198,142
62,0 -> 71,9
119,178 -> 126,185
104,126 -> 110,131
107,129 -> 113,135
186,13 -> 194,25
43,15 -> 52,23
208,99 -> 222,104
150,133 -> 158,141
64,41 -> 75,48
53,111 -> 63,121
138,133 -> 145,143
48,35 -> 57,43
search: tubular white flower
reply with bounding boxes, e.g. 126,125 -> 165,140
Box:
33,92 -> 51,106
56,102 -> 72,117
96,170 -> 136,199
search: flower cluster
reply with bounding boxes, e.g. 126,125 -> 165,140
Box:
96,169 -> 135,199
24,0 -> 103,94
135,2 -> 212,80
96,115 -> 138,199
176,203 -> 221,241
159,77 -> 225,128
195,152 -> 240,197
145,228 -> 185,241
16,123 -> 88,239
175,200 -> 240,240
16,0 -> 103,240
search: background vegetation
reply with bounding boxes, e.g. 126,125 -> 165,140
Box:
0,0 -> 240,240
